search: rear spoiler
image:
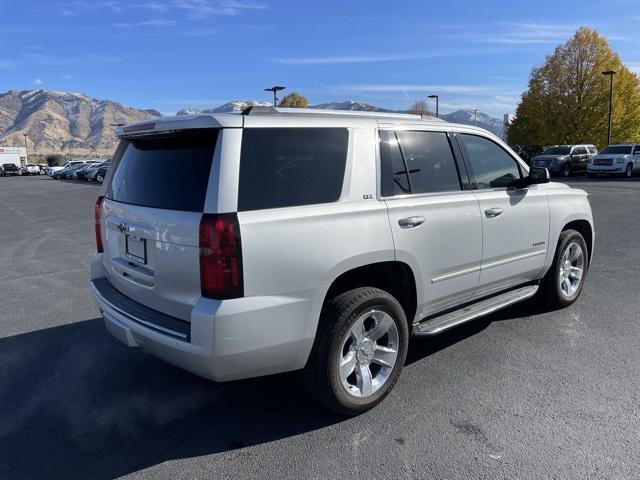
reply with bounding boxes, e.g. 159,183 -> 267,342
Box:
116,114 -> 243,138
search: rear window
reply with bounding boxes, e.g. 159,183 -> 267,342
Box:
238,128 -> 348,211
107,129 -> 218,212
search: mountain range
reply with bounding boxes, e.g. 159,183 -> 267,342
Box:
0,90 -> 505,155
178,99 -> 506,137
0,89 -> 161,155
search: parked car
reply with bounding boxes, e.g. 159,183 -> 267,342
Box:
22,164 -> 41,175
91,108 -> 594,414
93,163 -> 110,183
587,143 -> 640,178
81,161 -> 110,181
47,160 -> 88,177
55,163 -> 86,179
69,162 -> 100,180
531,144 -> 597,176
1,163 -> 21,176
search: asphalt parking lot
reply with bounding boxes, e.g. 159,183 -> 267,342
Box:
1,174 -> 639,479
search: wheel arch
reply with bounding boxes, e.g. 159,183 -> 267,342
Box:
562,219 -> 593,263
322,261 -> 418,328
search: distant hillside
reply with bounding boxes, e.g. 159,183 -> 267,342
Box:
0,89 -> 161,155
440,109 -> 504,137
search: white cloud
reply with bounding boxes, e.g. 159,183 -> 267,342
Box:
33,78 -> 43,85
270,47 -> 509,65
113,19 -> 176,28
61,73 -> 73,79
330,84 -> 517,96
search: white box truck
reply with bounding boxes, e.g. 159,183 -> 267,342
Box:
0,147 -> 27,176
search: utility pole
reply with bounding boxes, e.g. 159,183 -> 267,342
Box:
602,70 -> 617,145
264,86 -> 286,106
428,94 -> 439,118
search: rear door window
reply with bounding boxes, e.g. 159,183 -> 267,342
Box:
238,128 -> 348,211
379,130 -> 411,196
107,129 -> 218,212
380,130 -> 461,196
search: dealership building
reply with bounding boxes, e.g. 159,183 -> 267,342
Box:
0,147 -> 27,167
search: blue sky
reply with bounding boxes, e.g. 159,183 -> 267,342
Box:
1,0 -> 639,116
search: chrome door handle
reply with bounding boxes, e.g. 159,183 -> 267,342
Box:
485,207 -> 504,218
398,216 -> 425,228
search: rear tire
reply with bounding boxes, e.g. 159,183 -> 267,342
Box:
562,163 -> 571,177
303,287 -> 409,415
539,229 -> 588,309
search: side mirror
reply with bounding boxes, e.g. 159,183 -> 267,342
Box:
528,166 -> 550,185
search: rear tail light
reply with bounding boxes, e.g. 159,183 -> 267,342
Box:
199,213 -> 243,299
95,196 -> 104,253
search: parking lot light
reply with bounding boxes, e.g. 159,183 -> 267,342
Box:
428,95 -> 439,118
264,86 -> 285,106
602,70 -> 617,145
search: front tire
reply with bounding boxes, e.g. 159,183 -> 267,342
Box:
304,287 -> 409,415
625,163 -> 633,178
561,163 -> 571,177
539,229 -> 588,308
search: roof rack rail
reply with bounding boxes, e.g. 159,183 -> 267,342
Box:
240,106 -> 441,121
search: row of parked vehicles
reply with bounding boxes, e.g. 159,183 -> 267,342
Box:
47,159 -> 110,182
0,163 -> 46,176
517,143 -> 640,178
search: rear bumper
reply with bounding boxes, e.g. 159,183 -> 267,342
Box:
90,254 -> 319,381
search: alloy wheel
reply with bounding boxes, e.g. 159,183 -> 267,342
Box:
559,242 -> 584,297
338,309 -> 399,398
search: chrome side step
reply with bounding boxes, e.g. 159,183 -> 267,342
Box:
413,285 -> 539,336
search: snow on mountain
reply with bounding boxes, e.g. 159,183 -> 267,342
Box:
309,100 -> 395,112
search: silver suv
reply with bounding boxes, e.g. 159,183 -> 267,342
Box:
91,107 -> 594,414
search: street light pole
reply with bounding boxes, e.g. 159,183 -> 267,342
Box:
264,86 -> 286,106
602,70 -> 617,145
427,95 -> 439,118
23,133 -> 28,166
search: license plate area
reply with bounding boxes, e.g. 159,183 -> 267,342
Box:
125,235 -> 147,265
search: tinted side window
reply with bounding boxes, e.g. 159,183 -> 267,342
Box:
575,147 -> 587,155
395,131 -> 461,194
380,130 -> 410,196
459,134 -> 521,189
107,129 -> 218,212
238,128 -> 348,211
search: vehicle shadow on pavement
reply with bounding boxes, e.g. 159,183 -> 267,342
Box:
406,298 -> 552,365
0,318 -> 345,480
